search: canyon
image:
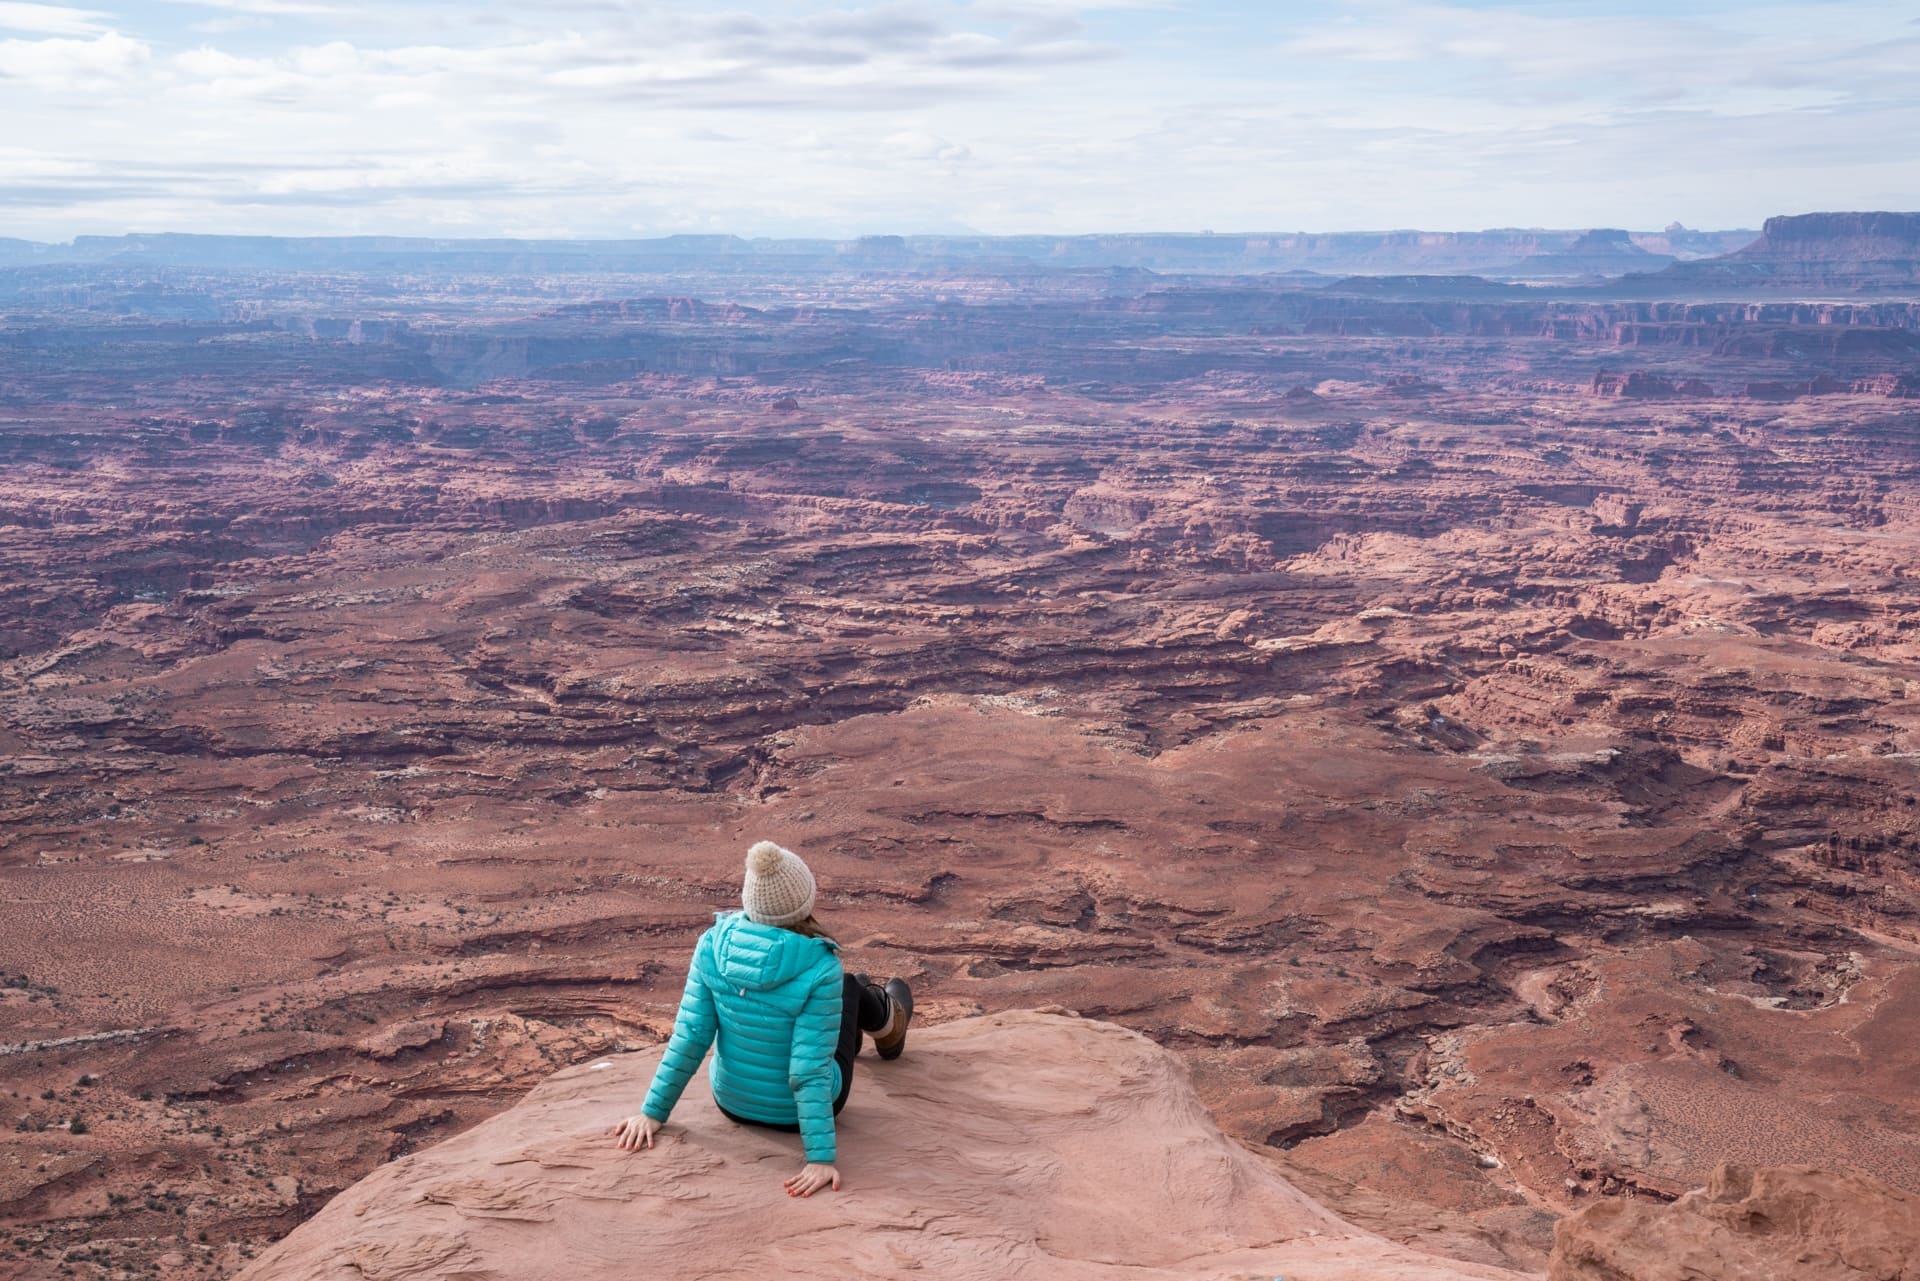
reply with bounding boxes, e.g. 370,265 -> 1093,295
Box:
3,215 -> 1920,1279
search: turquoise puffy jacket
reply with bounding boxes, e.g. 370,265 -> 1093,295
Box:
640,911 -> 845,1162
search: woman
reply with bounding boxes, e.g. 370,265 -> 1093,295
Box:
607,841 -> 913,1197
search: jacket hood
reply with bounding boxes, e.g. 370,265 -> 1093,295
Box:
708,910 -> 837,992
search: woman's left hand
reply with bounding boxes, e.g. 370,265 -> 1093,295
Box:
784,1162 -> 840,1197
607,1114 -> 662,1152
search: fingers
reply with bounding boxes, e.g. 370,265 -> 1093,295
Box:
782,1167 -> 838,1197
610,1118 -> 654,1152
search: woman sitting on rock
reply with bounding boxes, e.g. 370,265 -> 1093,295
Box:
608,841 -> 913,1197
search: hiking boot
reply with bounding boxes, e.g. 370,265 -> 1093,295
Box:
872,978 -> 913,1061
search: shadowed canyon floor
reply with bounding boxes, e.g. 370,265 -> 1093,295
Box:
3,248 -> 1920,1278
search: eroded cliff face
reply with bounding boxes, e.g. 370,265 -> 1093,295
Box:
1648,212 -> 1920,293
2,268 -> 1919,1279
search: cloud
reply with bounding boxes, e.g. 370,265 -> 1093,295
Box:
884,129 -> 972,162
149,5 -> 1120,114
194,15 -> 271,33
0,28 -> 145,87
0,2 -> 107,36
163,0 -> 346,15
0,1 -> 1913,239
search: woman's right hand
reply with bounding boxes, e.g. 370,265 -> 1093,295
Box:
607,1114 -> 663,1152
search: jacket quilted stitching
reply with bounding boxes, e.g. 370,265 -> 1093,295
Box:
640,911 -> 845,1162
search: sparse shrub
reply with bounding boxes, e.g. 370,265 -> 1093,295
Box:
68,1116 -> 88,1135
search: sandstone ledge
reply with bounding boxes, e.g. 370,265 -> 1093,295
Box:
237,1010 -> 1526,1281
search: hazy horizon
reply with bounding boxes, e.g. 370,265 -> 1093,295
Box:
5,221 -> 1778,247
3,0 -> 1917,243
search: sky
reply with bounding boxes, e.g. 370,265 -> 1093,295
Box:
1,0 -> 1916,240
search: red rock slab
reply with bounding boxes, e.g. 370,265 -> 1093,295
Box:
238,1010 -> 1528,1281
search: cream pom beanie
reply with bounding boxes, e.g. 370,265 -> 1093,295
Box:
742,840 -> 816,927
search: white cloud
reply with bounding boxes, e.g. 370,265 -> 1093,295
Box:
0,3 -> 107,36
0,1 -> 1913,239
0,28 -> 145,87
165,0 -> 345,15
884,129 -> 972,162
192,15 -> 270,33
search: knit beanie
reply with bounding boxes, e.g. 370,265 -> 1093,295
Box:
742,840 -> 816,927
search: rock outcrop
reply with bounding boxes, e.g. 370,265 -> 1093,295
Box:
1549,1163 -> 1920,1281
235,1011 -> 1523,1281
1589,370 -> 1714,397
1496,229 -> 1674,279
1646,211 -> 1920,292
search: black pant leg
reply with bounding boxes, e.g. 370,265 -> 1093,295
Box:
831,973 -> 863,1114
849,973 -> 891,1033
